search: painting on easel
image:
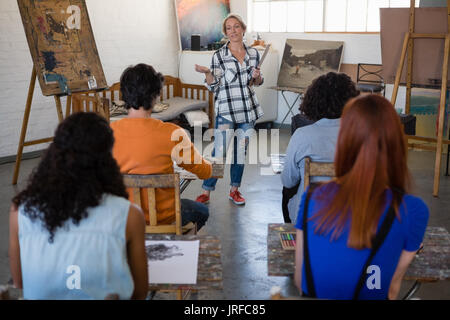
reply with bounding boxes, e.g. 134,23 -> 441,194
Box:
277,39 -> 344,89
18,0 -> 107,96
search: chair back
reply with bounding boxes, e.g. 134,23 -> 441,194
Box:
303,157 -> 335,191
103,82 -> 128,117
356,63 -> 385,96
123,173 -> 183,235
71,93 -> 110,122
102,82 -> 122,102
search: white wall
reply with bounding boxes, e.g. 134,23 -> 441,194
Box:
0,0 -> 180,158
0,0 -> 404,158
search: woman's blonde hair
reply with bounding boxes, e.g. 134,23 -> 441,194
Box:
222,13 -> 247,36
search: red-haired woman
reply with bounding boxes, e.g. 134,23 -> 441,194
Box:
294,94 -> 429,300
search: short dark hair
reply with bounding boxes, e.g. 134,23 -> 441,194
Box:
300,72 -> 359,121
13,112 -> 128,243
120,63 -> 164,111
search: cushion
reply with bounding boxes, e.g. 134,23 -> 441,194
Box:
110,100 -> 127,117
183,110 -> 210,127
151,97 -> 208,121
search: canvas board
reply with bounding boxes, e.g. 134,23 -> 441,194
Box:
18,0 -> 107,96
277,39 -> 344,89
175,0 -> 230,50
380,7 -> 449,87
146,240 -> 200,284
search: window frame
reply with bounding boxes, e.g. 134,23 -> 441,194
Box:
249,0 -> 419,34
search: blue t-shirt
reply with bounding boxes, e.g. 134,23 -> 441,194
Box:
295,183 -> 429,300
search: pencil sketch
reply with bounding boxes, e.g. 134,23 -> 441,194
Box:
146,243 -> 184,261
145,240 -> 200,284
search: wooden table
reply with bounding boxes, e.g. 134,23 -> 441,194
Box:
267,223 -> 450,282
146,234 -> 223,291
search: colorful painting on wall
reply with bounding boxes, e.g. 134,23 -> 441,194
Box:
175,0 -> 230,50
277,39 -> 344,89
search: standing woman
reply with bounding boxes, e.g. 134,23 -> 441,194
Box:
195,13 -> 264,205
294,95 -> 429,300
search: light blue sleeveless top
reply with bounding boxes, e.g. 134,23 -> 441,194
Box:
18,194 -> 134,300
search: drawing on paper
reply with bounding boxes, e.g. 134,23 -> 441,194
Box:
145,240 -> 200,284
146,244 -> 184,261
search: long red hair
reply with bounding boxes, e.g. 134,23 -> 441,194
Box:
313,94 -> 410,249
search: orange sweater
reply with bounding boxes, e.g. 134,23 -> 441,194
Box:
110,118 -> 212,225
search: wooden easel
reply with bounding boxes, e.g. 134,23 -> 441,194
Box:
391,0 -> 450,197
14,0 -> 108,184
12,67 -> 73,185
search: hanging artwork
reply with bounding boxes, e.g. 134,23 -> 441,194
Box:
175,0 -> 230,50
277,39 -> 344,89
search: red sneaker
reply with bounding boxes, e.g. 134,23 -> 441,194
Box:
195,194 -> 210,204
229,190 -> 245,205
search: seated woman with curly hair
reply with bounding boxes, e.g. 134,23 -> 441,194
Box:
281,72 -> 359,224
9,112 -> 148,300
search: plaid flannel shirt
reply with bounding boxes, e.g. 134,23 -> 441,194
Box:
206,42 -> 264,124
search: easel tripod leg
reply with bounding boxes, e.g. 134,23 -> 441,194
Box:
446,126 -> 449,176
54,96 -> 64,122
433,35 -> 450,197
12,68 -> 37,185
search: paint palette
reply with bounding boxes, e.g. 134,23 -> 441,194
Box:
279,232 -> 296,250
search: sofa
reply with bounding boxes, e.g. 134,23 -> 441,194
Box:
106,75 -> 214,128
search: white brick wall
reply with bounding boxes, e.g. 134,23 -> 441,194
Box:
0,0 -> 406,158
0,0 -> 180,158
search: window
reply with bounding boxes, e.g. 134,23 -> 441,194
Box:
251,0 -> 419,33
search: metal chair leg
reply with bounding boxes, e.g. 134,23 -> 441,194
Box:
402,281 -> 421,300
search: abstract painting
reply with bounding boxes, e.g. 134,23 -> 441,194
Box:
277,39 -> 344,89
17,0 -> 107,96
175,0 -> 230,50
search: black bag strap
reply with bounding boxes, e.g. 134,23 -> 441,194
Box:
302,185 -> 317,298
352,200 -> 398,300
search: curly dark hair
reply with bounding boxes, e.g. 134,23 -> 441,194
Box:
120,63 -> 165,111
12,112 -> 128,243
299,72 -> 359,121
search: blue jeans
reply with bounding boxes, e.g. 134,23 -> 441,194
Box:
181,199 -> 209,230
202,115 -> 255,191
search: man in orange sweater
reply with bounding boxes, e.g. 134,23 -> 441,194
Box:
110,64 -> 212,229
